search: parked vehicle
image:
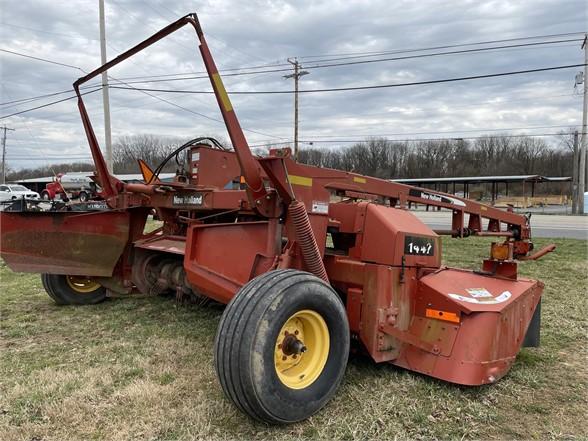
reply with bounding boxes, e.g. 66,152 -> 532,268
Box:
40,173 -> 96,202
0,184 -> 40,202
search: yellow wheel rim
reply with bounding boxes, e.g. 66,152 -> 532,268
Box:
66,276 -> 101,294
274,309 -> 330,390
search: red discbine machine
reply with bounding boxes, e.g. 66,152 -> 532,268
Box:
0,14 -> 555,423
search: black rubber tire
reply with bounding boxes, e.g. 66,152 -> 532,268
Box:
214,269 -> 350,424
78,191 -> 89,202
41,274 -> 107,305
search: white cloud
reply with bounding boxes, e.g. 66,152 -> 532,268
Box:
0,0 -> 585,169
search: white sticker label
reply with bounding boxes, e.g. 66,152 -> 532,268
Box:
191,151 -> 200,161
311,201 -> 329,214
448,291 -> 512,305
466,288 -> 493,298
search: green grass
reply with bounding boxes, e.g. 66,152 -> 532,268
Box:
0,237 -> 587,440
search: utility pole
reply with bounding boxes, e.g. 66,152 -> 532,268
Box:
284,58 -> 309,161
572,130 -> 579,214
579,34 -> 588,214
99,0 -> 113,173
1,126 -> 15,184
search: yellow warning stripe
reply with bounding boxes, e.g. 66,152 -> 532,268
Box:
212,73 -> 233,112
288,175 -> 313,187
353,176 -> 367,184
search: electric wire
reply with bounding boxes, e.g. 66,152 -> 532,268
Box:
100,32 -> 587,82
108,63 -> 586,95
0,48 -> 86,71
7,131 -> 574,160
80,39 -> 583,87
85,40 -> 579,88
301,40 -> 582,71
297,31 -> 586,60
0,88 -> 102,120
2,36 -> 581,106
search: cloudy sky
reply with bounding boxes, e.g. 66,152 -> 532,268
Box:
0,0 -> 586,170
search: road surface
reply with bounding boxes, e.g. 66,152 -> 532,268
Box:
412,211 -> 588,239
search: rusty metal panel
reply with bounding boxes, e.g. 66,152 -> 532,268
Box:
360,204 -> 441,268
0,211 -> 130,276
346,287 -> 362,334
392,269 -> 543,385
183,221 -> 274,303
134,236 -> 186,255
409,317 -> 459,357
418,267 -> 539,313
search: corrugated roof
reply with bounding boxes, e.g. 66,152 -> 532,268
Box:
393,175 -> 544,184
543,176 -> 572,182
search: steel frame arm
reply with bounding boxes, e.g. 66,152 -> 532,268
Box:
73,13 -> 268,207
319,172 -> 531,239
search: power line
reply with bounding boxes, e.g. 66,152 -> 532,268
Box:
0,58 -> 286,139
302,124 -> 576,139
100,32 -> 587,83
109,63 -> 586,95
301,40 -> 582,71
3,64 -> 582,120
298,31 -> 587,60
0,22 -> 99,41
0,88 -> 102,120
97,38 -> 286,141
84,39 -> 581,87
2,36 -> 580,106
111,61 -> 292,81
109,75 -> 286,140
0,48 -> 85,71
5,132 -> 569,159
238,131 -> 575,148
85,39 -> 578,88
0,88 -> 76,107
298,133 -> 568,144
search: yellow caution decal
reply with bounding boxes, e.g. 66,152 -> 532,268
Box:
288,175 -> 313,187
212,73 -> 233,112
353,176 -> 367,184
138,159 -> 160,184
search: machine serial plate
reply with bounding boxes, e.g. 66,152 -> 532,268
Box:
172,193 -> 203,206
404,236 -> 435,256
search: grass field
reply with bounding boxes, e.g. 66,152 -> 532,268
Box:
1,237 -> 587,440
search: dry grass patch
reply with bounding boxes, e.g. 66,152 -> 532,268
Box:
1,237 -> 587,440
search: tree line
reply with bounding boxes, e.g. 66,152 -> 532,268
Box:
297,135 -> 573,179
7,133 -> 574,183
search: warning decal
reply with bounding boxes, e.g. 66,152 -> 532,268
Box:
448,291 -> 512,304
466,288 -> 493,298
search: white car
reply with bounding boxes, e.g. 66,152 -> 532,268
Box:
0,184 -> 40,202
